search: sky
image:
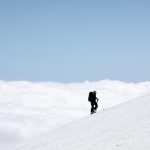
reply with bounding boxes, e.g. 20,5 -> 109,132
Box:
0,0 -> 150,82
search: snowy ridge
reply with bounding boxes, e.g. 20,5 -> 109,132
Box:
1,80 -> 150,146
4,94 -> 150,150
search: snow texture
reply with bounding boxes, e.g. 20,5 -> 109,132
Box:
3,94 -> 150,150
0,80 -> 150,147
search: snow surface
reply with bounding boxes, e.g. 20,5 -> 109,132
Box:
0,80 -> 150,146
3,94 -> 150,150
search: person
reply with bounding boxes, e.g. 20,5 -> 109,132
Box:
88,91 -> 99,114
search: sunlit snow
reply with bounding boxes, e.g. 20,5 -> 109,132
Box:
0,80 -> 150,147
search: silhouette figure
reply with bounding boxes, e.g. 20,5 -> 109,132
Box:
88,91 -> 99,114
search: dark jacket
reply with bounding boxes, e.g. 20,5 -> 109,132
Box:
88,92 -> 98,102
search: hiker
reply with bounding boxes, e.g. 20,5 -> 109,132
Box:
88,91 -> 99,114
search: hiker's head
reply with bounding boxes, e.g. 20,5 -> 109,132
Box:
93,91 -> 97,94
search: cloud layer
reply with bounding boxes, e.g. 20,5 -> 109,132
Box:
0,80 -> 150,146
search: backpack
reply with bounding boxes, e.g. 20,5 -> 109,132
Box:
88,92 -> 93,102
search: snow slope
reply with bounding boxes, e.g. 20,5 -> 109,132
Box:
4,94 -> 150,150
1,80 -> 150,146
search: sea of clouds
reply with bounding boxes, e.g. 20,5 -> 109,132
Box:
0,80 -> 150,146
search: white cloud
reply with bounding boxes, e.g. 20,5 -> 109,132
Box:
0,80 -> 150,146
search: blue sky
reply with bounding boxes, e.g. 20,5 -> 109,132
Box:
0,0 -> 150,82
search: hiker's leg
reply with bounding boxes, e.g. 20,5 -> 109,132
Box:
93,101 -> 98,112
91,103 -> 95,114
95,102 -> 98,110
